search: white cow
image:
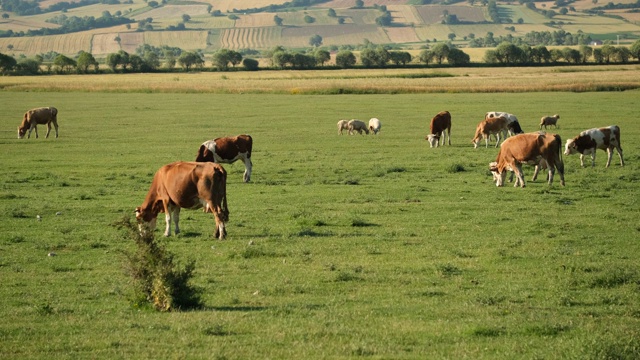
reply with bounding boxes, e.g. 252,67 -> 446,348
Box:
368,118 -> 381,135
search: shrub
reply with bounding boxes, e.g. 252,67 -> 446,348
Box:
116,217 -> 203,311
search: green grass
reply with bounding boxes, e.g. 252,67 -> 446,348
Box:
0,88 -> 639,358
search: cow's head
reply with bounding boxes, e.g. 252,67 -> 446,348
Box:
489,162 -> 507,187
18,126 -> 27,139
135,207 -> 157,235
426,134 -> 439,148
564,139 -> 577,156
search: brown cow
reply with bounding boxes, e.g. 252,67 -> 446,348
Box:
489,132 -> 565,188
18,107 -> 59,139
472,116 -> 508,148
564,125 -> 623,168
425,111 -> 451,148
196,134 -> 253,182
135,161 -> 229,239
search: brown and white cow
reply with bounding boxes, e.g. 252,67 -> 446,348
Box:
135,161 -> 229,239
196,134 -> 253,182
489,132 -> 565,188
564,125 -> 624,168
18,107 -> 59,139
425,110 -> 451,148
472,116 -> 509,148
485,111 -> 519,136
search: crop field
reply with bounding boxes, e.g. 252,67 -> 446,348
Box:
0,32 -> 93,57
220,27 -> 281,50
0,68 -> 639,359
415,5 -> 487,24
194,0 -> 290,13
384,26 -> 421,43
138,5 -> 211,22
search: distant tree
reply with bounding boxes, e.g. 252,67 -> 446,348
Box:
314,49 -> 330,66
272,51 -> 293,68
77,51 -> 98,73
128,54 -> 145,71
117,50 -> 130,70
630,39 -> 640,60
338,17 -> 345,24
562,47 -> 581,64
0,53 -> 17,73
578,45 -> 593,63
430,43 -> 450,64
7,44 -> 14,50
17,58 -> 41,74
304,15 -> 315,23
53,54 -> 76,73
2,13 -> 9,19
228,14 -> 239,20
483,49 -> 499,64
389,51 -> 412,65
242,58 -> 259,70
355,0 -> 364,8
447,33 -> 456,41
614,46 -> 631,63
549,48 -> 563,62
447,47 -> 470,65
419,49 -> 434,64
274,15 -> 283,26
143,52 -> 160,70
212,49 -> 242,70
106,52 -> 121,71
327,8 -> 336,17
309,34 -> 323,47
178,51 -> 203,71
182,14 -> 191,23
148,1 -> 158,7
517,18 -> 524,24
600,44 -> 615,63
335,50 -> 356,68
375,11 -> 392,26
592,48 -> 604,63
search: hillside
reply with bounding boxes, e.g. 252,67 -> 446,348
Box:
1,0 -> 639,58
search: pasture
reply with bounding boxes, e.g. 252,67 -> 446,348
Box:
1,70 -> 639,358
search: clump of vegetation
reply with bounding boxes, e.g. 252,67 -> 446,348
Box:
115,217 -> 202,312
446,163 -> 466,173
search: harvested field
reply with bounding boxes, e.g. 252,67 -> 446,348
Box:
384,27 -> 420,43
119,32 -> 144,54
143,30 -> 209,51
91,33 -> 122,55
281,24 -> 389,47
387,5 -> 422,25
0,18 -> 59,32
607,10 -> 640,24
191,0 -> 289,12
235,13 -> 277,28
0,32 -> 92,56
188,15 -> 235,29
220,27 -> 281,50
339,9 -> 383,25
316,0 -> 408,8
277,10 -> 337,26
137,5 -> 210,20
415,5 -> 486,24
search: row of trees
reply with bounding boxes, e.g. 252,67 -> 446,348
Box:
2,40 -> 640,75
468,30 -> 594,48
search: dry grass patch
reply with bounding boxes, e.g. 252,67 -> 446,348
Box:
220,27 -> 281,50
388,5 -> 422,25
235,13 -> 277,28
195,0 -> 289,12
415,5 -> 486,24
138,5 -> 210,21
384,27 -> 421,43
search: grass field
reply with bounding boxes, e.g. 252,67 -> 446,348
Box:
1,69 -> 639,359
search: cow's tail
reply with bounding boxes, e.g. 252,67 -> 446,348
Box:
553,134 -> 565,176
245,134 -> 253,159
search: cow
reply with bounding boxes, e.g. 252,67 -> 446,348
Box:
425,111 -> 451,148
337,120 -> 349,135
540,114 -> 560,130
472,116 -> 509,148
489,132 -> 565,188
508,120 -> 524,135
18,107 -> 59,139
135,161 -> 229,239
196,134 -> 253,183
348,119 -> 369,135
564,125 -> 624,168
368,118 -> 382,135
485,111 -> 519,136
489,159 -> 548,187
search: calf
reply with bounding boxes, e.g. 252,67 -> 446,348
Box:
135,161 -> 229,239
337,120 -> 349,135
485,111 -> 519,136
196,134 -> 253,182
540,114 -> 560,130
564,125 -> 624,167
348,119 -> 369,135
18,107 -> 59,139
489,132 -> 565,188
425,111 -> 451,148
472,116 -> 508,148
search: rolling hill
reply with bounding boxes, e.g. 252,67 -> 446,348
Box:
0,0 -> 639,58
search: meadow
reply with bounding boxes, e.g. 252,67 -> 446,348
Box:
0,68 -> 639,359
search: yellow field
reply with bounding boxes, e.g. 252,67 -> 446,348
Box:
384,27 -> 421,44
186,0 -> 289,12
138,5 -> 210,21
143,31 -> 209,51
0,65 -> 638,94
235,13 -> 277,28
315,0 -> 407,8
387,5 -> 422,25
220,27 -> 281,50
0,32 -> 93,56
0,18 -> 58,32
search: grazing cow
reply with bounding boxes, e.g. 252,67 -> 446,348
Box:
485,111 -> 519,136
564,125 -> 624,168
489,132 -> 565,188
135,161 -> 229,239
337,120 -> 349,135
540,114 -> 560,130
508,120 -> 524,135
368,118 -> 382,135
472,116 -> 509,148
425,111 -> 451,148
196,134 -> 253,183
18,107 -> 59,139
348,119 -> 369,135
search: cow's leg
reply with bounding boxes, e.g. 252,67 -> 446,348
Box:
579,154 -> 586,167
163,203 -> 174,236
590,151 -> 596,167
532,165 -> 541,182
616,145 -> 624,166
28,125 -> 37,139
210,202 -> 226,240
484,135 -> 489,148
446,129 -> 451,146
605,148 -> 613,168
514,164 -> 526,188
494,133 -> 500,148
243,157 -> 252,183
45,123 -> 52,138
52,121 -> 59,138
173,207 -> 181,235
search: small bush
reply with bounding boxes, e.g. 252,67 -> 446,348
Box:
115,217 -> 203,312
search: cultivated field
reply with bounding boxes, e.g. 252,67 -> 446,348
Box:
0,67 -> 639,359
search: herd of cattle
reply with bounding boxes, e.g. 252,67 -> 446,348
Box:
18,106 -> 624,240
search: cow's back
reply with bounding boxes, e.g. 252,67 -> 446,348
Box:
430,111 -> 451,133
